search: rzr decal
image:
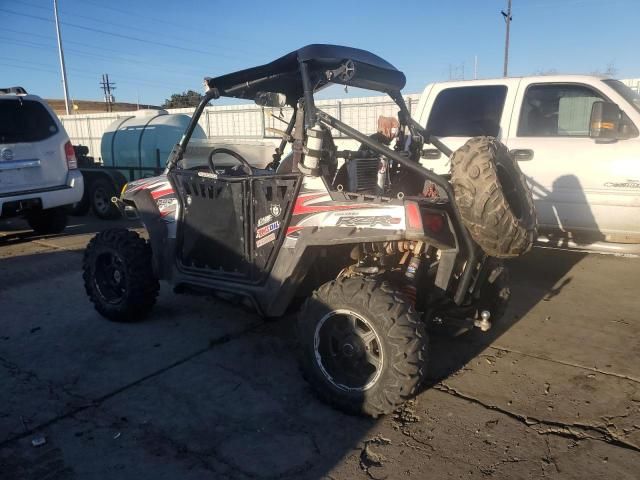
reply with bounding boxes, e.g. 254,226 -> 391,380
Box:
256,221 -> 280,239
335,215 -> 402,227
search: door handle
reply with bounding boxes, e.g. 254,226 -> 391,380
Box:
421,148 -> 442,160
510,149 -> 534,161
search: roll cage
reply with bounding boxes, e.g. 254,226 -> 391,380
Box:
164,44 -> 478,305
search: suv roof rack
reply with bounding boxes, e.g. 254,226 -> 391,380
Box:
0,86 -> 28,95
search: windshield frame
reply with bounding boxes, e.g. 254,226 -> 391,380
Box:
603,79 -> 640,115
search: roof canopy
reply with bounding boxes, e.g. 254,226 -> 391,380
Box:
205,44 -> 406,105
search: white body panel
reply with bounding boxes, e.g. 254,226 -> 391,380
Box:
414,75 -> 640,243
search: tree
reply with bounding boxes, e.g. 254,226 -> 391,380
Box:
162,90 -> 203,109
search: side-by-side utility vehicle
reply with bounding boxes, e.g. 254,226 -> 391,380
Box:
82,45 -> 536,416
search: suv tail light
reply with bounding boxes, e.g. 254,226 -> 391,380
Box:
64,141 -> 77,169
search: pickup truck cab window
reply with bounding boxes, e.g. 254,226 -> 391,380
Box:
604,79 -> 640,114
518,84 -> 604,137
427,85 -> 507,137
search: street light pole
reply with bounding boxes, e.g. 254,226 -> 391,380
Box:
53,0 -> 71,114
502,0 -> 512,77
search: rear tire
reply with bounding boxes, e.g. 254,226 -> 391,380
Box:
83,228 -> 159,322
90,178 -> 121,220
450,136 -> 536,258
298,277 -> 428,417
26,207 -> 68,234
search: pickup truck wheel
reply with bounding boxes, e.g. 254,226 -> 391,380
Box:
297,277 -> 428,417
90,178 -> 121,220
26,207 -> 68,234
83,228 -> 159,322
450,136 -> 536,257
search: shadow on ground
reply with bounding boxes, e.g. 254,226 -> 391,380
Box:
0,200 -> 602,479
0,214 -> 139,247
425,247 -> 587,385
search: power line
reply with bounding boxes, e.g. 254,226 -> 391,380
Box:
2,27 -> 208,76
13,0 -> 253,58
73,0 -> 263,50
0,36 -> 197,82
0,7 -> 219,57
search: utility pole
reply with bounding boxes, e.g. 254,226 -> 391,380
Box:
100,74 -> 116,112
53,0 -> 71,115
502,0 -> 513,77
474,55 -> 478,80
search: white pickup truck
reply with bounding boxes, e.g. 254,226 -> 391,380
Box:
412,75 -> 640,249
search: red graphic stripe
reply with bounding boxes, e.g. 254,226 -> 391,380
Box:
286,226 -> 304,236
293,193 -> 371,215
151,187 -> 174,199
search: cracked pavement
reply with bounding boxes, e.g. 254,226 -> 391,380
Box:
1,216 -> 639,479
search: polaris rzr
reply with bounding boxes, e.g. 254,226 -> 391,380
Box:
83,45 -> 536,417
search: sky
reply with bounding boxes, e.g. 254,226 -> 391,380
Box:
1,0 -> 639,106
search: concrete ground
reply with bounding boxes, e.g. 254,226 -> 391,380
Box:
0,215 -> 638,479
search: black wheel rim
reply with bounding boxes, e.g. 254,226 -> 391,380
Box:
93,187 -> 110,214
94,251 -> 127,304
496,164 -> 524,220
314,310 -> 383,392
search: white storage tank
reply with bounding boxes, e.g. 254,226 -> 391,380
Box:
101,109 -> 206,177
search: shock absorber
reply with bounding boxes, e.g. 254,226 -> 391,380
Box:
401,241 -> 424,307
402,255 -> 421,307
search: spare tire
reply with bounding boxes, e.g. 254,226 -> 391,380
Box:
450,136 -> 536,258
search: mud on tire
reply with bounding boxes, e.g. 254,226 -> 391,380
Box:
297,277 -> 428,417
450,136 -> 536,257
83,228 -> 159,322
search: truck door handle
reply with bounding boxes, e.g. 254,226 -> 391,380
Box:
421,148 -> 441,160
510,149 -> 534,161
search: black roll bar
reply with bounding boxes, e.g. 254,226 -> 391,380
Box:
164,88 -> 218,173
315,109 -> 478,305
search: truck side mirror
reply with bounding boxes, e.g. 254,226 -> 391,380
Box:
589,101 -> 621,140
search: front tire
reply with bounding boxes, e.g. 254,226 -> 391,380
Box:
26,207 -> 68,234
298,277 -> 428,417
83,228 -> 159,321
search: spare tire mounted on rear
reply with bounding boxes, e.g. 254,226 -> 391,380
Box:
450,136 -> 536,258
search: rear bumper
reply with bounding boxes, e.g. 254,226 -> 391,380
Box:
0,170 -> 84,216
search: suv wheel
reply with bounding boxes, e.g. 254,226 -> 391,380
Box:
298,277 -> 428,417
83,229 -> 159,321
90,178 -> 121,219
26,207 -> 68,234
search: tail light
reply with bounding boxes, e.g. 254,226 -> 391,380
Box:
405,202 -> 423,232
64,141 -> 77,169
